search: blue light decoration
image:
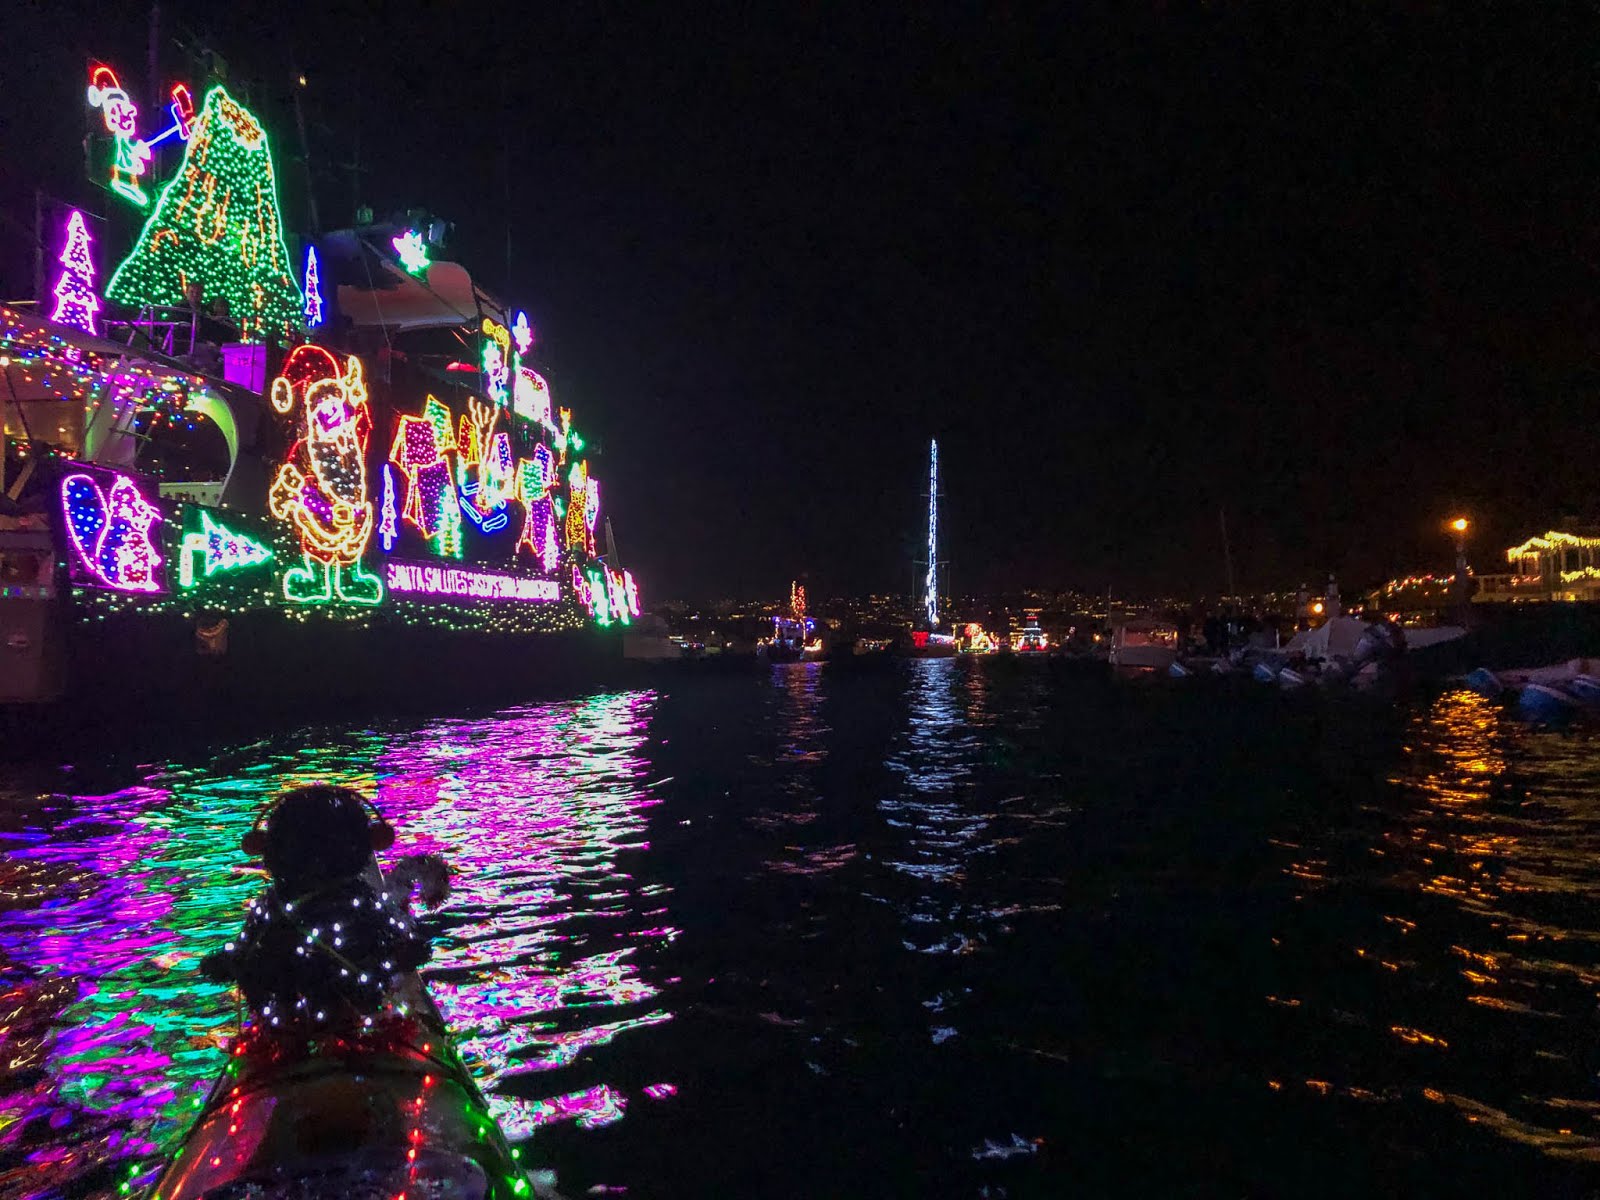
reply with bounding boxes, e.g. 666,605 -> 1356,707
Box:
379,464 -> 400,552
457,488 -> 510,534
303,246 -> 324,328
142,82 -> 197,148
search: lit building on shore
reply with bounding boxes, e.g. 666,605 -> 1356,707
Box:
1476,529 -> 1600,603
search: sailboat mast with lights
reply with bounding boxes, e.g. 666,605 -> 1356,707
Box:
907,439 -> 955,655
923,439 -> 940,629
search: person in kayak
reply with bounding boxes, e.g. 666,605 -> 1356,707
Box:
202,784 -> 450,1033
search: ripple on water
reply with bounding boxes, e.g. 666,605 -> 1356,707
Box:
4,669 -> 1600,1197
0,691 -> 670,1197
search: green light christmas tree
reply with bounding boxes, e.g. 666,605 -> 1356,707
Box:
105,86 -> 302,344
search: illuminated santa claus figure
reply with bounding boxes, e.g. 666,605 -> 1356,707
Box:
268,345 -> 384,604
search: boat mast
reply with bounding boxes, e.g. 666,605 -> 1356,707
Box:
924,439 -> 939,628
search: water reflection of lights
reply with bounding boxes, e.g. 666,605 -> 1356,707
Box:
1271,686 -> 1600,1157
755,661 -> 850,877
0,691 -> 674,1195
773,660 -> 829,766
883,659 -> 991,891
878,658 -> 995,1016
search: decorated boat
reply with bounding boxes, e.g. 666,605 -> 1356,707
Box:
760,580 -> 822,662
150,991 -> 535,1200
1,69 -> 640,710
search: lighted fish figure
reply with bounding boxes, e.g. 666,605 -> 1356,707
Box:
61,471 -> 163,592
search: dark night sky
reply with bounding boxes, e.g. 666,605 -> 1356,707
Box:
6,3 -> 1600,601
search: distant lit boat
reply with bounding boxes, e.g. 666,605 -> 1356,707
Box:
903,629 -> 958,658
958,622 -> 1000,654
1109,619 -> 1179,671
761,580 -> 823,663
1012,610 -> 1048,654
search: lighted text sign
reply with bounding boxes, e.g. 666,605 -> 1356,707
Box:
387,561 -> 560,603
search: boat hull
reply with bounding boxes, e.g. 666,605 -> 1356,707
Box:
0,607 -> 623,752
153,998 -> 528,1200
1109,646 -> 1177,670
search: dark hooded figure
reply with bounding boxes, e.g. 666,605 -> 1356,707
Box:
202,785 -> 447,1035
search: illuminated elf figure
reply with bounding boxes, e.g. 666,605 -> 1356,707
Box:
268,346 -> 383,604
86,66 -> 151,205
456,400 -> 514,530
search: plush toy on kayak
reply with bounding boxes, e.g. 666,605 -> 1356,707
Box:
202,784 -> 451,1033
156,790 -> 550,1200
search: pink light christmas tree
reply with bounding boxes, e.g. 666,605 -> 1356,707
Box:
50,210 -> 99,334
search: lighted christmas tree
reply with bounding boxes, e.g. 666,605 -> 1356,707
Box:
303,246 -> 323,328
50,210 -> 100,334
105,86 -> 302,343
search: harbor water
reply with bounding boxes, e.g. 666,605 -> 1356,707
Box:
2,659 -> 1600,1197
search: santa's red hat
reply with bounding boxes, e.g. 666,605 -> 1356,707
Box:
270,344 -> 343,413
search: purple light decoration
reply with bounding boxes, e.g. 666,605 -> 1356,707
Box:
61,470 -> 163,592
50,210 -> 100,334
392,415 -> 449,535
386,561 -> 560,602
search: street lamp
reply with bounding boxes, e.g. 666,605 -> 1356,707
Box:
1447,516 -> 1471,620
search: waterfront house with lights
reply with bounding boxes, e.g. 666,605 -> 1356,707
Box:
0,71 -> 638,706
1475,529 -> 1600,604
